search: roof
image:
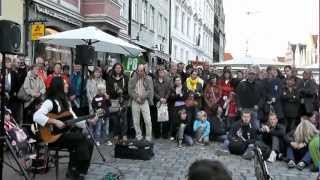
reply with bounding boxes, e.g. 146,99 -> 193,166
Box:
224,53 -> 234,61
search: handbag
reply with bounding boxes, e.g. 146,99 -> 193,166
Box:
110,99 -> 121,113
157,103 -> 169,122
17,85 -> 32,102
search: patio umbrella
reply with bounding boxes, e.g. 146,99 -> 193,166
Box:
39,26 -> 144,56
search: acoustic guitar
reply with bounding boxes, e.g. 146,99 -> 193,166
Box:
39,111 -> 95,143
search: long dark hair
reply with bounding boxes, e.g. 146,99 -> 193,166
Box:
111,63 -> 124,77
46,76 -> 69,111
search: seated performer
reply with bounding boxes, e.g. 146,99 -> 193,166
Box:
34,77 -> 93,180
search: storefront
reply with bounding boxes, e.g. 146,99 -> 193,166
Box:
28,2 -> 82,66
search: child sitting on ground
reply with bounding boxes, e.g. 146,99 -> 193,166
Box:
177,109 -> 194,147
89,83 -> 111,146
193,111 -> 211,145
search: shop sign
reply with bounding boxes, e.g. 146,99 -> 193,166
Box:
31,23 -> 45,40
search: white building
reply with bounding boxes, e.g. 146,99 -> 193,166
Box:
171,0 -> 215,64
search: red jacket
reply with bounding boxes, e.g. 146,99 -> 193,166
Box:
218,79 -> 234,98
45,73 -> 69,88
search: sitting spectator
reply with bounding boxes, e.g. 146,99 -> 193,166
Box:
187,159 -> 232,180
228,109 -> 258,160
88,83 -> 111,146
286,118 -> 318,170
310,111 -> 320,129
193,111 -> 210,145
258,113 -> 286,163
211,106 -> 228,142
177,109 -> 193,147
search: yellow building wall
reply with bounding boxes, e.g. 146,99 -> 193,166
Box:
0,0 -> 25,53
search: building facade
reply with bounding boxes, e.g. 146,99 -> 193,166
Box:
128,0 -> 170,69
171,0 -> 223,64
27,0 -> 126,66
215,0 -> 225,62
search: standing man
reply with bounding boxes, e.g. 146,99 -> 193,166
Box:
128,64 -> 154,141
236,68 -> 265,128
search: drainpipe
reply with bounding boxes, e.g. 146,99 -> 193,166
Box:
169,0 -> 172,64
128,0 -> 132,39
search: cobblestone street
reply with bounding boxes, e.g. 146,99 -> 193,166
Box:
4,139 -> 317,180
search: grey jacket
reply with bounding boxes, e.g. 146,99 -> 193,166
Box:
128,74 -> 154,106
24,71 -> 46,107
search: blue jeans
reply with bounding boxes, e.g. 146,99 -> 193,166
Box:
177,123 -> 194,146
90,117 -> 109,141
287,146 -> 312,164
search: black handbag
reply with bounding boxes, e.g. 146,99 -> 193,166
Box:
114,140 -> 154,160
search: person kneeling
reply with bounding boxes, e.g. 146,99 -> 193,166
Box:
193,111 -> 210,145
177,109 -> 194,147
258,113 -> 286,163
285,118 -> 318,170
228,109 -> 258,160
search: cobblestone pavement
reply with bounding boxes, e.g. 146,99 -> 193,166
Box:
4,139 -> 317,180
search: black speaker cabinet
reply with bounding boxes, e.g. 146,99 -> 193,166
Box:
0,20 -> 21,54
75,45 -> 95,65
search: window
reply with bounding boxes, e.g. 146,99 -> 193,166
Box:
163,18 -> 168,38
150,6 -> 155,31
174,45 -> 178,59
120,0 -> 127,19
187,17 -> 190,37
185,51 -> 189,62
158,13 -> 162,35
180,48 -> 184,62
132,0 -> 138,21
174,6 -> 179,29
193,23 -> 197,43
181,12 -> 185,33
141,0 -> 147,25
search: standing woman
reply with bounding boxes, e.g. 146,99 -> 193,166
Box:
23,64 -> 46,124
168,76 -> 187,140
86,67 -> 106,112
107,63 -> 129,143
34,77 -> 93,180
218,69 -> 234,106
185,69 -> 203,109
153,66 -> 172,139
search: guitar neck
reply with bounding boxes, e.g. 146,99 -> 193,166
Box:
64,114 -> 95,125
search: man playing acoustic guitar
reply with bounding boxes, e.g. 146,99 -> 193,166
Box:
34,76 -> 93,180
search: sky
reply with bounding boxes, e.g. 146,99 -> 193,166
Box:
223,0 -> 319,59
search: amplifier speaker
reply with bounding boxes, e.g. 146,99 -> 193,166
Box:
75,45 -> 95,65
0,20 -> 21,54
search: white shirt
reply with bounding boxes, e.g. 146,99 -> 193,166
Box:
33,99 -> 80,127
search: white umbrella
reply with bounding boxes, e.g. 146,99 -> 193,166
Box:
214,56 -> 288,66
40,26 -> 144,56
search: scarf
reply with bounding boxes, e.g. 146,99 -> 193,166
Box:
186,77 -> 199,92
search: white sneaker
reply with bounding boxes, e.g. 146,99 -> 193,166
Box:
106,141 -> 113,146
170,137 -> 175,141
267,150 -> 277,163
96,141 -> 101,146
145,137 -> 152,142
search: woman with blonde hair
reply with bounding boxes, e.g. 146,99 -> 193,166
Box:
286,118 -> 318,170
